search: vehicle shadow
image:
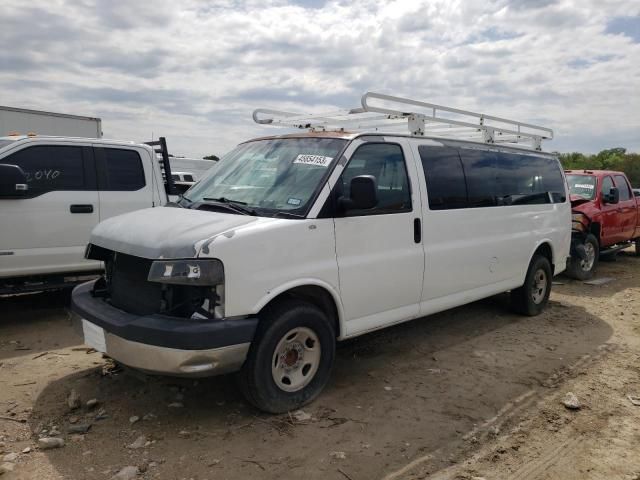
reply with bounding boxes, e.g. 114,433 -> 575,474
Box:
0,289 -> 80,361
29,293 -> 614,480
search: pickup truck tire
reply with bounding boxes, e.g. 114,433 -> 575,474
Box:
510,254 -> 552,316
635,238 -> 640,257
566,234 -> 599,280
237,299 -> 336,414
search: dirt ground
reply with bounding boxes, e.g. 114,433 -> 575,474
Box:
1,252 -> 639,480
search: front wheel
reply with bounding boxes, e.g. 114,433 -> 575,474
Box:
510,254 -> 553,316
237,300 -> 336,413
566,233 -> 599,280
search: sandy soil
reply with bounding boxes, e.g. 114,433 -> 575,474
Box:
0,251 -> 639,480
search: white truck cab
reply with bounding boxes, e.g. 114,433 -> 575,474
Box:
0,135 -> 174,293
71,93 -> 571,413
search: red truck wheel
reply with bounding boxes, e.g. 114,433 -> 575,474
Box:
635,238 -> 640,257
566,234 -> 599,280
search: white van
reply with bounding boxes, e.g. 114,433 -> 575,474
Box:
71,93 -> 571,413
0,135 -> 178,294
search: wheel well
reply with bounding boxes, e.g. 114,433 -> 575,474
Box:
534,242 -> 554,273
259,286 -> 341,337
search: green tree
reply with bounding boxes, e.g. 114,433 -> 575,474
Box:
203,154 -> 219,161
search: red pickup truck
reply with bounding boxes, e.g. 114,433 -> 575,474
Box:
565,170 -> 640,279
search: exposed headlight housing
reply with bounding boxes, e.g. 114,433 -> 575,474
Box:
571,213 -> 589,233
147,259 -> 224,286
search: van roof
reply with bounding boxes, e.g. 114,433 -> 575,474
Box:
243,131 -> 556,156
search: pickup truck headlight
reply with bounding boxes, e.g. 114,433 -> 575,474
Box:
147,259 -> 224,286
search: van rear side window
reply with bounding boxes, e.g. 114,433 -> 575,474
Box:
419,146 -> 565,209
418,146 -> 467,210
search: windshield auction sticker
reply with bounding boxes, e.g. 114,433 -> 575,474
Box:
293,154 -> 334,167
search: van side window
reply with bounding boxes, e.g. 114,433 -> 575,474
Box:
459,149 -> 565,207
340,143 -> 411,215
601,176 -> 614,197
2,145 -> 86,195
418,145 -> 468,210
183,174 -> 194,182
614,175 -> 631,201
99,148 -> 145,191
458,150 -> 497,207
495,153 -> 566,204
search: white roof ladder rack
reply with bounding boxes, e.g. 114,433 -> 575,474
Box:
253,92 -> 553,151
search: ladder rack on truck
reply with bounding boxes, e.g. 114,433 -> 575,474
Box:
253,92 -> 553,151
145,136 -> 178,195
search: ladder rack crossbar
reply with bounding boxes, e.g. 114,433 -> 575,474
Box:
252,92 -> 553,150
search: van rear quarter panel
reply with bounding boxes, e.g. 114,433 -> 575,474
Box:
410,139 -> 571,306
420,203 -> 570,301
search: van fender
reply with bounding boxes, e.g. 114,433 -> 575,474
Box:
525,239 -> 555,280
250,278 -> 346,338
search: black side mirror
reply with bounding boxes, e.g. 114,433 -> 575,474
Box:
0,164 -> 28,198
339,175 -> 378,211
604,187 -> 619,204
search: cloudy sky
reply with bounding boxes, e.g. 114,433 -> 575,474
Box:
1,0 -> 639,158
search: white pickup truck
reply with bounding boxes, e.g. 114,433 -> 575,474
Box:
0,135 -> 178,294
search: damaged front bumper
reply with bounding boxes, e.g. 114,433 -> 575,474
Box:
70,280 -> 258,377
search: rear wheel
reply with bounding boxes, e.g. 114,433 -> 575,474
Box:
237,300 -> 336,413
511,254 -> 552,316
566,234 -> 599,280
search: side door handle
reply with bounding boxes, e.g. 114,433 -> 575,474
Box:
414,218 -> 421,243
70,204 -> 94,214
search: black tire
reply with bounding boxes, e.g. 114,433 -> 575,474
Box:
635,238 -> 640,257
237,300 -> 336,414
510,254 -> 553,316
566,234 -> 599,280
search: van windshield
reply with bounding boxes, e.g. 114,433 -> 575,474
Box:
566,174 -> 596,200
183,137 -> 347,216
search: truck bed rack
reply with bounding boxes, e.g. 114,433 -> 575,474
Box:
253,92 -> 553,151
145,137 -> 177,195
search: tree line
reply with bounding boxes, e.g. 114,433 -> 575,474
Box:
557,148 -> 640,186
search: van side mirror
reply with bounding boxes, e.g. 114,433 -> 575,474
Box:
604,187 -> 619,204
0,164 -> 28,198
339,175 -> 378,211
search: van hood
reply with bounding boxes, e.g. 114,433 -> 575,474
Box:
90,206 -> 258,259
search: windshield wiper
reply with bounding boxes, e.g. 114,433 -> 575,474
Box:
271,211 -> 306,219
201,197 -> 257,215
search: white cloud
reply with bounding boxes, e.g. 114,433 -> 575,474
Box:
1,0 -> 639,157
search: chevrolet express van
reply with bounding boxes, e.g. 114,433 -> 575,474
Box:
70,93 -> 571,413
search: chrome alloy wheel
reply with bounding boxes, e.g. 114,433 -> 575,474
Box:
531,268 -> 548,304
271,327 -> 321,392
580,242 -> 596,272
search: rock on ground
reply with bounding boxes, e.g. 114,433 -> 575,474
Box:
127,435 -> 147,450
38,437 -> 65,450
562,392 -> 581,410
111,466 -> 139,480
0,462 -> 15,474
2,453 -> 18,463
